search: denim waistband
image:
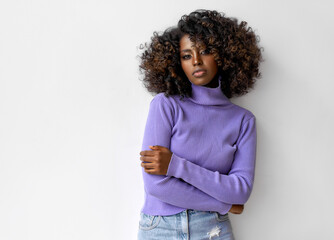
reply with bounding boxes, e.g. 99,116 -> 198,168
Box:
178,209 -> 226,216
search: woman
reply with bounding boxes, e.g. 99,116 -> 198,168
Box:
138,9 -> 262,239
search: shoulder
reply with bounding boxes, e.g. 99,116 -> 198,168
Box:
150,93 -> 178,110
148,93 -> 176,125
148,93 -> 176,117
229,102 -> 256,125
151,93 -> 170,104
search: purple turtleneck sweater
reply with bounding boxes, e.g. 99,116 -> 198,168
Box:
140,77 -> 257,216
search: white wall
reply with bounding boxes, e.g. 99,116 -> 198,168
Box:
1,0 -> 333,239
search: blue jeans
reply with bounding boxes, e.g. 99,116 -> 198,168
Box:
137,209 -> 234,240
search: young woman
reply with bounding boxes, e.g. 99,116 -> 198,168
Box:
137,9 -> 262,240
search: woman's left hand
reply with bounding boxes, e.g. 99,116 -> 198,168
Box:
140,145 -> 173,175
229,204 -> 244,214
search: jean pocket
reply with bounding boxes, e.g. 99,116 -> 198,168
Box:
138,212 -> 161,231
215,212 -> 229,222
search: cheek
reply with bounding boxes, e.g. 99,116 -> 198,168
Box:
209,59 -> 218,73
181,62 -> 192,75
203,56 -> 218,69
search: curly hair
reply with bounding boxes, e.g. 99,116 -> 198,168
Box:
139,9 -> 263,99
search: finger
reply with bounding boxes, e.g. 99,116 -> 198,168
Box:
140,156 -> 156,162
140,150 -> 156,156
149,145 -> 166,151
141,162 -> 155,168
144,168 -> 156,174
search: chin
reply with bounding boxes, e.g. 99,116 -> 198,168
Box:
190,79 -> 211,86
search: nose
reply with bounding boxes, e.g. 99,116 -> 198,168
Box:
193,52 -> 203,66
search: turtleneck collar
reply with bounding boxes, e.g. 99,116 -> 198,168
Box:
187,75 -> 230,106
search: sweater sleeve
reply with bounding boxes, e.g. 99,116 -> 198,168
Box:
140,95 -> 232,212
166,116 -> 257,205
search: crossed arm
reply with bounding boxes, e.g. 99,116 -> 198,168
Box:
139,95 -> 256,214
140,145 -> 245,214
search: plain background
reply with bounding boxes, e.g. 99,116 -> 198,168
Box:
1,0 -> 334,239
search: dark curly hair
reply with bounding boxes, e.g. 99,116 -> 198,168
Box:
139,9 -> 263,99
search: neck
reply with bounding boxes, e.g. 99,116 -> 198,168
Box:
187,75 -> 230,106
202,75 -> 220,88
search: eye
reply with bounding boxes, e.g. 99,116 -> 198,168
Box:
200,49 -> 211,55
181,54 -> 191,60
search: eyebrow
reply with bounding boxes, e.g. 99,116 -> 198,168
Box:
180,49 -> 192,53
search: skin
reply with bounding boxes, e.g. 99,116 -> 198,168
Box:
139,35 -> 244,214
179,34 -> 219,88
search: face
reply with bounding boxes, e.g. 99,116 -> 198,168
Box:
179,34 -> 218,87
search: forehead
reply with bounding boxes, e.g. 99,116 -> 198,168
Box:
179,34 -> 204,50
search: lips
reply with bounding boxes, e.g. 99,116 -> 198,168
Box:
192,69 -> 207,77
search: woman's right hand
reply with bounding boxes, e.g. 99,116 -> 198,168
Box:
228,205 -> 244,214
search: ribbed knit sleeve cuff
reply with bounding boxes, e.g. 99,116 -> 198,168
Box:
166,152 -> 185,177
